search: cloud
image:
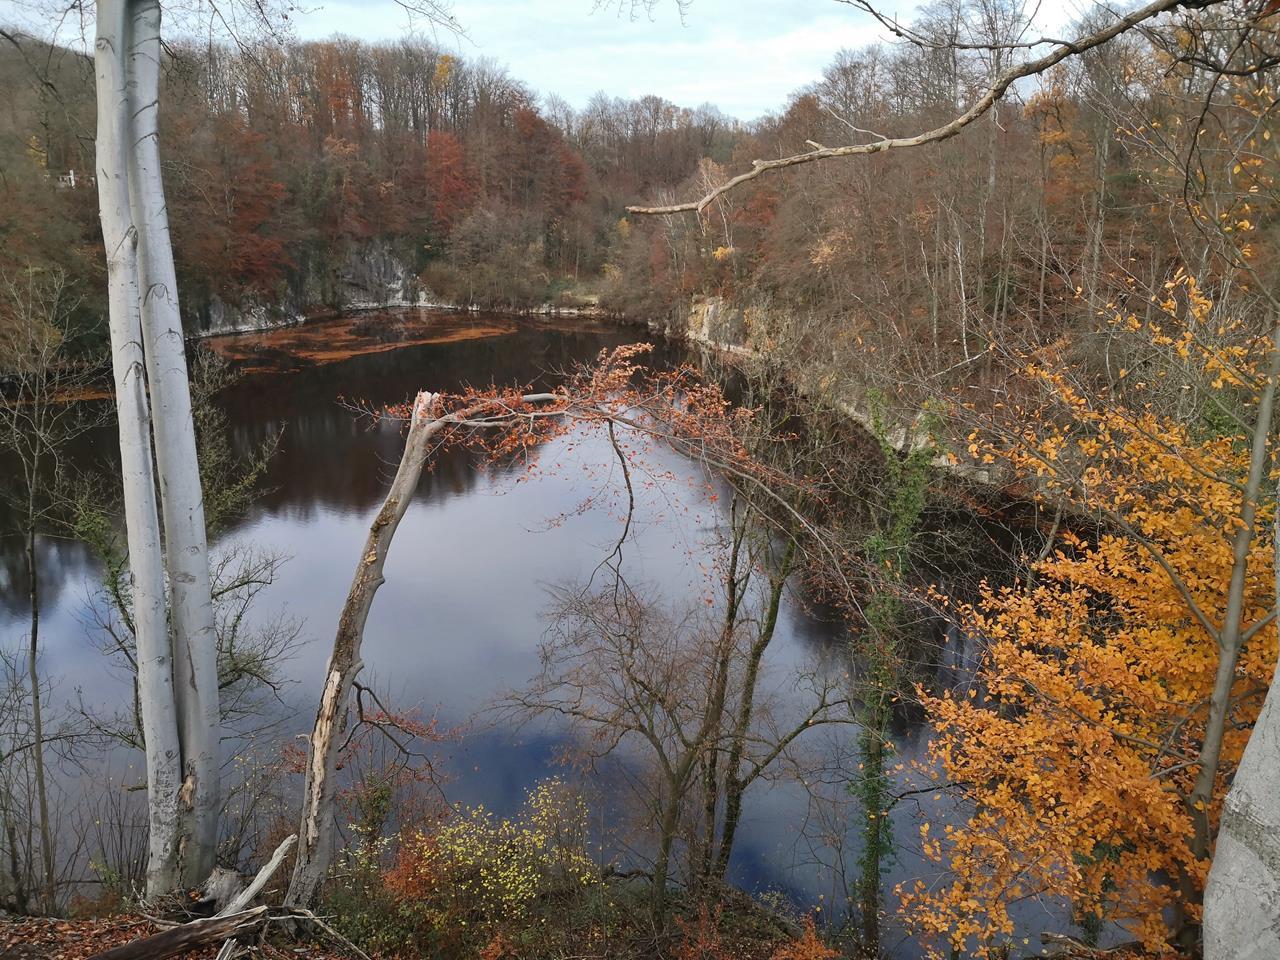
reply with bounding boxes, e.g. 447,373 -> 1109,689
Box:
294,0 -> 884,120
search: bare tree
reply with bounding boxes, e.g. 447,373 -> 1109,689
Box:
506,505 -> 848,920
626,0 -> 1223,215
0,268 -> 103,912
93,0 -> 199,896
85,0 -> 465,898
123,1 -> 223,887
284,344 -> 823,907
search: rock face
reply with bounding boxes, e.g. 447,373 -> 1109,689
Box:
194,296 -> 300,338
187,240 -> 430,337
335,238 -> 425,311
672,296 -> 989,480
687,297 -> 743,347
665,296 -> 750,350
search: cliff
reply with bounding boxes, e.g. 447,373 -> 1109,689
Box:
187,240 -> 431,338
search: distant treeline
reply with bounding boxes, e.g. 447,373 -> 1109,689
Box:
0,32 -> 740,333
1,4 -> 1269,371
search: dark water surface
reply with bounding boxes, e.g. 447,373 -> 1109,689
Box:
0,309 -> 1013,956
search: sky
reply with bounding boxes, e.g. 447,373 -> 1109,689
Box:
5,0 -> 1085,122
291,0 -> 889,121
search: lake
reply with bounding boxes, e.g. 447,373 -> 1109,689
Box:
0,308 -> 998,956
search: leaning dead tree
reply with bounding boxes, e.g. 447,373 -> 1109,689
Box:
284,390 -> 457,907
94,0 -> 220,894
625,0 -> 1224,215
285,345 -> 818,906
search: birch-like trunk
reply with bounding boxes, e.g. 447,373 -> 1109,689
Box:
126,0 -> 221,886
93,0 -> 183,897
286,392 -> 442,908
1202,474 -> 1280,960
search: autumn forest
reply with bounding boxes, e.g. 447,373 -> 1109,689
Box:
1,1 -> 1279,959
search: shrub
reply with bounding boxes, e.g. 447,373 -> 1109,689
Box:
770,920 -> 840,960
385,778 -> 598,928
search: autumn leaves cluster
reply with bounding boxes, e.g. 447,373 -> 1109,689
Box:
901,275 -> 1277,956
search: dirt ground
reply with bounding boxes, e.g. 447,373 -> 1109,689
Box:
0,916 -> 347,960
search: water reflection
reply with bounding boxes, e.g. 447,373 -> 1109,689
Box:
0,310 -> 957,955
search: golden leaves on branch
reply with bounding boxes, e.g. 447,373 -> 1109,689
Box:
903,275 -> 1277,957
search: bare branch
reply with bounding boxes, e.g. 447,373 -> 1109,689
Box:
627,0 -> 1212,215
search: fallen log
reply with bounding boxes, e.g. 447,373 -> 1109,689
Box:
219,835 -> 297,917
85,835 -> 297,960
84,907 -> 267,960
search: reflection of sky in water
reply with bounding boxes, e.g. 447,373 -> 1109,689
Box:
0,314 -> 1080,956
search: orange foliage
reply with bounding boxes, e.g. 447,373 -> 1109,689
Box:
903,281 -> 1277,956
769,919 -> 838,960
479,932 -> 515,960
378,344 -> 771,501
426,130 -> 478,234
674,906 -> 732,960
382,831 -> 441,903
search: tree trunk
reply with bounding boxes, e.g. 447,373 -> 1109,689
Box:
85,907 -> 268,960
1202,474 -> 1280,960
286,393 -> 443,908
1086,133 -> 1111,316
651,792 -> 681,920
1187,323 -> 1280,862
25,519 -> 54,913
695,514 -> 746,888
126,0 -> 221,886
711,549 -> 788,883
94,0 -> 183,898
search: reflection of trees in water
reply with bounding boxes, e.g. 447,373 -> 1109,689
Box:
0,322 -> 665,618
215,324 -> 675,523
0,427 -> 112,624
0,532 -> 96,628
0,318 -> 1019,927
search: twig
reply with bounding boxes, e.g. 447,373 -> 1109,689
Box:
627,0 -> 1203,214
274,908 -> 373,960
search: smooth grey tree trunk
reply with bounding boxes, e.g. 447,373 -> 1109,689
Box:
1203,475 -> 1280,960
93,0 -> 183,898
126,0 -> 221,886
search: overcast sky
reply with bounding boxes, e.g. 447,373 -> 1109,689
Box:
292,1 -> 889,121
7,0 -> 1083,121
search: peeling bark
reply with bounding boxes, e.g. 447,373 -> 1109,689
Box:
286,392 -> 444,908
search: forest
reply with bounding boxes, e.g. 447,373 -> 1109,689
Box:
1,1 -> 1279,959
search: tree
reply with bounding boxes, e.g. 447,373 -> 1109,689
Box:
285,345 -> 812,908
93,0 -> 221,895
0,268 -> 102,912
87,0 -> 458,900
59,344 -> 289,892
902,283 -> 1278,954
626,0 -> 1222,215
1204,484 -> 1280,960
515,525 -> 844,920
425,130 -> 477,235
850,397 -> 937,957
